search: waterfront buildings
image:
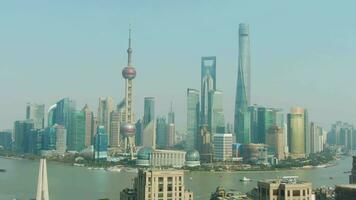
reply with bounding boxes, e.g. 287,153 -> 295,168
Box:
328,121 -> 354,150
287,107 -> 307,159
234,23 -> 251,144
213,133 -> 233,161
97,97 -> 114,141
310,122 -> 327,154
136,147 -> 186,168
71,111 -> 86,151
94,126 -> 108,161
167,123 -> 175,148
26,103 -> 45,129
14,120 -> 34,153
143,97 -> 156,149
201,56 -> 216,126
256,107 -> 284,144
82,104 -> 94,148
120,188 -> 136,200
350,156 -> 356,184
109,110 -> 120,147
0,130 -> 12,150
54,124 -> 67,154
134,169 -> 193,200
197,124 -> 213,163
187,88 -> 200,150
240,143 -> 268,164
36,159 -> 49,200
266,125 -> 286,160
51,98 -> 76,150
121,29 -> 137,157
257,176 -> 312,200
185,149 -> 201,167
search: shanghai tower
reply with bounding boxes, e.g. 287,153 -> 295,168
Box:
234,23 -> 251,144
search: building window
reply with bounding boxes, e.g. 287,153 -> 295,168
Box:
293,190 -> 300,196
273,189 -> 278,196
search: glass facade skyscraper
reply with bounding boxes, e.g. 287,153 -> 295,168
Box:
201,56 -> 216,125
287,107 -> 306,158
26,103 -> 45,129
143,97 -> 156,149
208,90 -> 225,134
234,23 -> 251,144
156,116 -> 167,149
187,88 -> 200,149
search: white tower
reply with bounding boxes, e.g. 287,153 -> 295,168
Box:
121,29 -> 137,159
36,159 -> 49,200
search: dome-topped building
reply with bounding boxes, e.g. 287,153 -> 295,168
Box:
136,147 -> 153,166
185,149 -> 201,167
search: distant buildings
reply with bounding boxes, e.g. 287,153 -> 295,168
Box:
201,56 -> 216,126
234,23 -> 251,145
266,125 -> 286,160
0,130 -> 12,150
26,103 -> 45,129
142,97 -> 156,149
81,104 -> 94,148
134,169 -> 194,200
136,147 -> 187,168
54,124 -> 67,154
156,116 -> 168,149
328,121 -> 354,150
240,143 -> 268,164
350,156 -> 356,184
257,176 -> 312,200
210,186 -> 251,200
213,133 -> 232,161
94,126 -> 108,161
197,124 -> 213,163
97,97 -> 114,143
187,88 -> 200,150
287,107 -> 307,159
185,149 -> 201,167
310,122 -> 327,154
14,120 -> 34,153
208,90 -> 225,134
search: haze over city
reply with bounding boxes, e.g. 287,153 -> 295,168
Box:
1,0 -> 356,130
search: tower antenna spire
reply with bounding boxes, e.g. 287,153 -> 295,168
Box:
127,28 -> 133,66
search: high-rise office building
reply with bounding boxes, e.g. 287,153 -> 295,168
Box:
156,116 -> 168,149
14,120 -> 34,153
135,119 -> 143,146
42,127 -> 56,151
213,133 -> 233,161
52,98 -> 76,149
167,123 -> 175,148
28,129 -> 43,155
266,125 -> 286,160
350,156 -> 356,184
234,23 -> 251,144
94,126 -> 108,161
187,89 -> 200,149
304,110 -> 310,155
198,124 -> 213,163
97,97 -> 114,141
70,111 -> 86,151
248,105 -> 259,143
168,102 -> 175,124
54,124 -> 67,154
0,130 -> 12,150
121,29 -> 137,157
287,107 -> 306,158
47,104 -> 57,127
310,122 -> 326,154
208,90 -> 225,134
256,107 -> 284,144
134,169 -> 194,200
110,110 -> 120,147
143,97 -> 156,149
26,103 -> 45,129
201,56 -> 216,125
82,104 -> 93,148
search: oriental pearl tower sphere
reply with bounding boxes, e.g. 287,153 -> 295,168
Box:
121,29 -> 136,159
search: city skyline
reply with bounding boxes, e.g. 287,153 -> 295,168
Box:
2,1 -> 356,130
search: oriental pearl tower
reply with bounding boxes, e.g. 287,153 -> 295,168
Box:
121,29 -> 136,159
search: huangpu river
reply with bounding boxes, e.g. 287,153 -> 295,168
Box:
0,156 -> 352,200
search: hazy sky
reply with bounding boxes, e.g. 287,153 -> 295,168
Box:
1,1 -> 356,131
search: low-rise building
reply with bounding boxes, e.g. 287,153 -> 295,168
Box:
136,147 -> 186,168
257,176 -> 312,200
335,184 -> 356,200
124,169 -> 194,200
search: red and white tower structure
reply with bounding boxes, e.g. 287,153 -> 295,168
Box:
121,29 -> 136,159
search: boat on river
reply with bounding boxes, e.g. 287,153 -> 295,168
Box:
0,169 -> 6,172
239,176 -> 251,182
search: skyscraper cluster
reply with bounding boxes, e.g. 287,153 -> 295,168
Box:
185,23 -> 335,164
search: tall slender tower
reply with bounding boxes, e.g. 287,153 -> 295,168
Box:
234,23 -> 251,144
36,159 -> 49,200
121,29 -> 137,158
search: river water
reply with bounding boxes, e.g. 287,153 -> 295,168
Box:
0,156 -> 352,200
